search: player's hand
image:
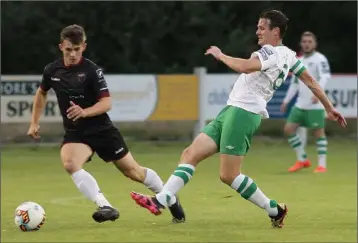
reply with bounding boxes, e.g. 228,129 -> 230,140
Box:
27,123 -> 41,139
280,102 -> 288,113
311,96 -> 320,104
205,46 -> 223,60
67,101 -> 87,121
326,108 -> 347,128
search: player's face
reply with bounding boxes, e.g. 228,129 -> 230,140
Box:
256,18 -> 278,46
59,39 -> 87,65
300,36 -> 316,54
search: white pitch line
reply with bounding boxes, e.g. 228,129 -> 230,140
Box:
49,195 -> 93,207
48,194 -> 117,207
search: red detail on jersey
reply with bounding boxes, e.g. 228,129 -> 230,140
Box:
98,90 -> 110,99
40,84 -> 48,92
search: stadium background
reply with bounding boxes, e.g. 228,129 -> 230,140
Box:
1,1 -> 357,243
1,1 -> 357,142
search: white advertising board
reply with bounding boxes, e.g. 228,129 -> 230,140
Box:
105,75 -> 158,121
203,74 -> 357,119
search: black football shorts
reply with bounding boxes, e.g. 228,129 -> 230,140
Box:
61,126 -> 129,162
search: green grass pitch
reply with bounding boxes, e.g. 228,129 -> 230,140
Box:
2,139 -> 356,242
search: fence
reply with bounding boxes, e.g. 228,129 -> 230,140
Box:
1,69 -> 357,143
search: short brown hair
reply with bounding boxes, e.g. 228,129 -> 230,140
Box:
260,10 -> 289,38
301,31 -> 317,42
60,24 -> 87,44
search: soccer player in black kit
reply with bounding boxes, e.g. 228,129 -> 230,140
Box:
27,24 -> 185,223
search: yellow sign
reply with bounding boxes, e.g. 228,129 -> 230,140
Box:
149,75 -> 198,120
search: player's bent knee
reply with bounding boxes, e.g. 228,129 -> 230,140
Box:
180,147 -> 199,166
179,132 -> 218,165
219,173 -> 238,186
180,147 -> 191,161
62,158 -> 82,174
60,143 -> 92,174
284,124 -> 295,136
219,154 -> 242,185
314,128 -> 325,138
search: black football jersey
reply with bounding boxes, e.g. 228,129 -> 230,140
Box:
40,58 -> 113,133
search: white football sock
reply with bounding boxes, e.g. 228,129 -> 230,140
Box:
156,163 -> 195,207
143,168 -> 164,193
231,174 -> 278,216
317,137 -> 328,168
71,169 -> 112,208
297,127 -> 308,147
288,134 -> 307,161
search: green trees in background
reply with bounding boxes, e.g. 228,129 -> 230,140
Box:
1,1 -> 356,74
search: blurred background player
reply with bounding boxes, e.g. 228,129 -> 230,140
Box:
130,10 -> 346,228
281,31 -> 331,173
27,24 -> 185,223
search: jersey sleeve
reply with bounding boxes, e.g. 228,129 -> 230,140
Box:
289,55 -> 306,77
253,45 -> 277,70
40,64 -> 51,92
90,66 -> 110,100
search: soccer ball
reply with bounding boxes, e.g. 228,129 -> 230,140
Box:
14,202 -> 46,231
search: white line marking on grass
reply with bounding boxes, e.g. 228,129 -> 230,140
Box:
49,194 -> 117,207
49,196 -> 93,207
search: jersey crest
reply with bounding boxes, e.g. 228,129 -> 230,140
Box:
77,73 -> 86,83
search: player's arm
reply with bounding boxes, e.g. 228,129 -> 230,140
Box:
298,69 -> 346,127
83,68 -> 112,117
217,55 -> 262,74
289,56 -> 346,127
83,96 -> 112,117
297,70 -> 332,110
31,88 -> 48,124
290,57 -> 332,111
205,45 -> 276,74
27,67 -> 51,139
67,67 -> 112,121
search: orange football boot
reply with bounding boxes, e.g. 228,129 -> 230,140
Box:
314,166 -> 327,173
288,160 -> 311,172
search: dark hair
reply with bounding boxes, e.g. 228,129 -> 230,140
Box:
60,24 -> 87,44
260,10 -> 289,38
301,31 -> 317,42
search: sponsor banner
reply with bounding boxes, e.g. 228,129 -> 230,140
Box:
1,74 -> 355,123
106,75 -> 158,121
0,74 -> 198,123
324,75 -> 357,118
1,77 -> 62,123
149,75 -> 198,120
203,74 -> 239,120
203,74 -> 357,119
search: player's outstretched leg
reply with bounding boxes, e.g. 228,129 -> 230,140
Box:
313,128 -> 328,173
113,152 -> 185,223
284,123 -> 311,172
61,143 -> 119,223
130,133 -> 217,220
71,169 -> 120,223
227,173 -> 288,228
220,154 -> 288,228
218,107 -> 287,228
